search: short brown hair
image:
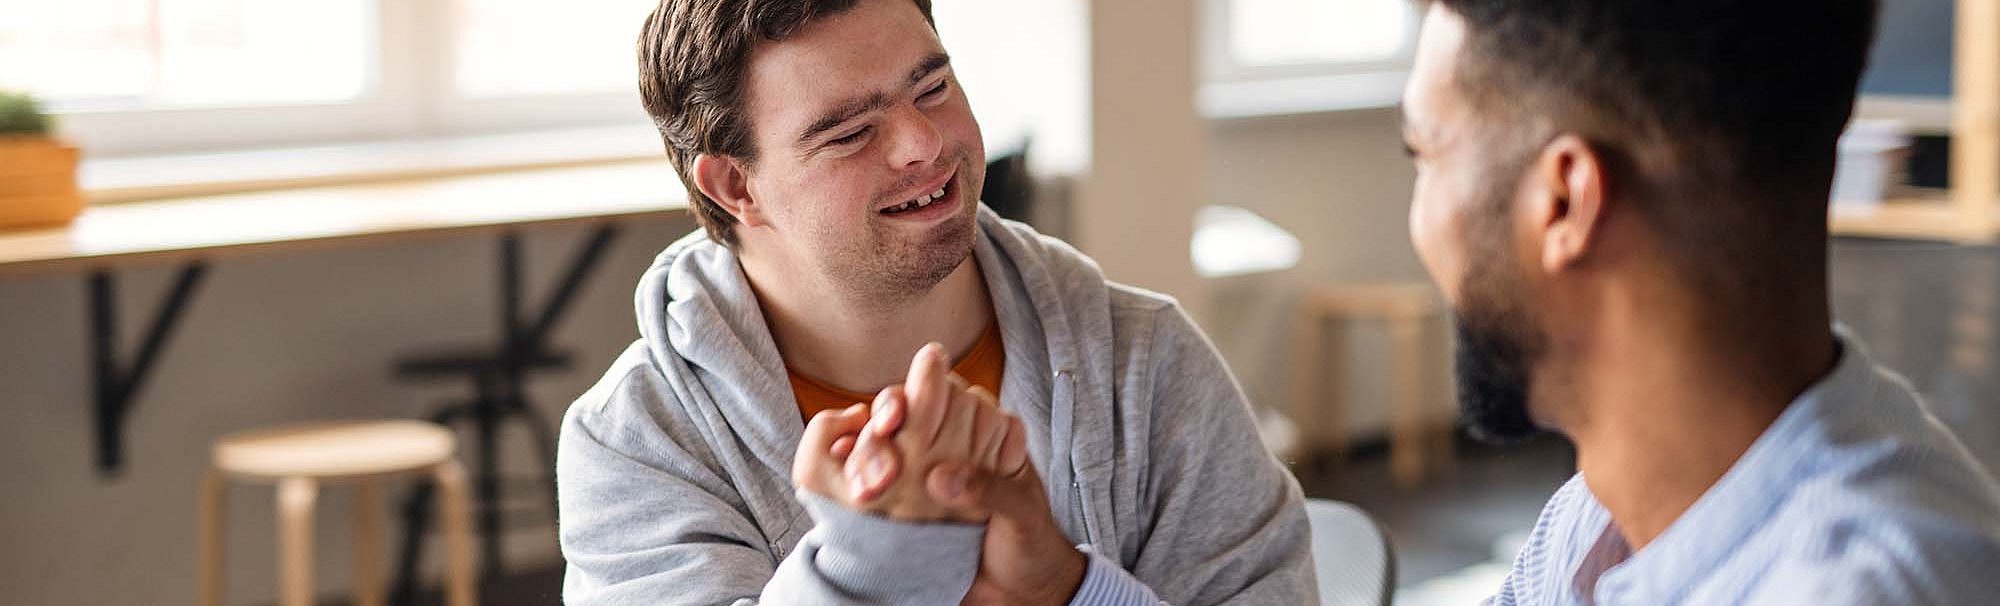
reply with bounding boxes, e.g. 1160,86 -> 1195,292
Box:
638,0 -> 937,247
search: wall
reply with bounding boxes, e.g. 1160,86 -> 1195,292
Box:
1077,0 -> 1210,319
1202,107 -> 1453,454
0,214 -> 696,605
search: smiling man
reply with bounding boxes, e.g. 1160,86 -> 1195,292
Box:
1401,0 -> 2000,604
554,0 -> 1313,604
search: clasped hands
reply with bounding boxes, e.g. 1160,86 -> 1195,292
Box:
791,343 -> 1087,605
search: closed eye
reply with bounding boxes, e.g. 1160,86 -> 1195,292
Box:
830,125 -> 873,147
919,80 -> 950,103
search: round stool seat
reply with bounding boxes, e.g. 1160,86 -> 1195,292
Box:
214,420 -> 456,479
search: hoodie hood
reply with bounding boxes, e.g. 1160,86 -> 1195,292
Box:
632,205 -> 1123,541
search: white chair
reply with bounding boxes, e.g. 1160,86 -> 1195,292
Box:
1306,498 -> 1396,606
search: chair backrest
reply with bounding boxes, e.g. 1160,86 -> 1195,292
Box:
1305,498 -> 1396,606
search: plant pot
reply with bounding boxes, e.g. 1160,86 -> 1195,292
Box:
0,135 -> 83,230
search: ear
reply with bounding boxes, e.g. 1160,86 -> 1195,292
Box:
691,153 -> 767,228
1523,134 -> 1607,273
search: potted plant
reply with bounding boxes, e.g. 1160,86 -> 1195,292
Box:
0,90 -> 83,230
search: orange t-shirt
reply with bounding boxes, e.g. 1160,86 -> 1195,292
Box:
788,322 -> 1005,422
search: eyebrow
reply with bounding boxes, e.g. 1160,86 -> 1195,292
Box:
795,52 -> 954,148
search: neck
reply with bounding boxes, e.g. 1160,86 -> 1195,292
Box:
739,246 -> 993,394
1560,277 -> 1837,552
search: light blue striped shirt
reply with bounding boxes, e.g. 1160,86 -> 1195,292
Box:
1488,334 -> 2000,605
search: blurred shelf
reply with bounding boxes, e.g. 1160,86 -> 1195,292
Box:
1830,189 -> 1996,243
1832,1 -> 2000,246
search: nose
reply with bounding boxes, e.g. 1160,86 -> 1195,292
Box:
885,105 -> 944,169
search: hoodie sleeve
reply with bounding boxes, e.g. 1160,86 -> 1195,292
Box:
1120,302 -> 1318,605
557,358 -> 984,605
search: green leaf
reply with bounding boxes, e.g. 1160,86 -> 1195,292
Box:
0,90 -> 53,135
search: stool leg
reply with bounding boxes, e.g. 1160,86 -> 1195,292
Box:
390,406 -> 467,606
198,468 -> 227,606
1287,309 -> 1320,459
433,461 -> 479,606
1425,316 -> 1457,473
388,479 -> 434,606
473,390 -> 504,578
1390,316 -> 1427,489
352,479 -> 385,606
278,477 -> 319,606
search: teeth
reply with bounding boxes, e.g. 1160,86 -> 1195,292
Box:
884,185 -> 948,214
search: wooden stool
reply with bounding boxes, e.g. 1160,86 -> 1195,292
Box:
1289,284 -> 1452,488
199,420 -> 477,606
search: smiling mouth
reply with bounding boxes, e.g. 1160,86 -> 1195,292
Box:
880,175 -> 954,216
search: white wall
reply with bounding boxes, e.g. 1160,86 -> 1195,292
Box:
0,215 -> 696,605
1078,0 -> 1211,320
1203,108 -> 1454,454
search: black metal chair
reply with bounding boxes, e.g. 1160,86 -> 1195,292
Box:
389,227 -> 618,605
981,142 -> 1035,224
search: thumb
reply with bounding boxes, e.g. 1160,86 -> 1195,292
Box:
927,458 -> 1045,521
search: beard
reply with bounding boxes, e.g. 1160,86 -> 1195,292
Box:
1451,300 -> 1544,444
1449,196 -> 1548,444
824,149 -> 985,303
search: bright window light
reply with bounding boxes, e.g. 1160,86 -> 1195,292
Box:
452,0 -> 658,97
1227,0 -> 1411,67
0,0 -> 372,110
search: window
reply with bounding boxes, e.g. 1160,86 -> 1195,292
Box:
1201,0 -> 1420,118
1225,0 -> 1411,72
931,0 -> 1089,175
0,0 -> 371,109
454,0 -> 656,97
0,0 -> 655,156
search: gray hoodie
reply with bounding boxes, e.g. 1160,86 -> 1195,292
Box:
557,207 -> 1315,605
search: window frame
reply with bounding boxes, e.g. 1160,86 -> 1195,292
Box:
46,0 -> 650,157
1198,0 -> 1420,119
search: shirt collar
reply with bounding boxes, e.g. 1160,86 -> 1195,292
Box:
1589,328 -> 1877,603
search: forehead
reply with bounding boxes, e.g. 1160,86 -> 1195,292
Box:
742,0 -> 943,135
1403,7 -> 1468,137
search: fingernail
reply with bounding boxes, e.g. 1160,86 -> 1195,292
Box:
866,453 -> 891,485
936,467 -> 967,499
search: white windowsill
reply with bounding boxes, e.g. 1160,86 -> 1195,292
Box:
1199,71 -> 1409,121
82,124 -> 667,204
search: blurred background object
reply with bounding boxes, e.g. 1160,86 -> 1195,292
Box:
0,90 -> 83,230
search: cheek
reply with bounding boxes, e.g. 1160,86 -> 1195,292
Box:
941,104 -> 982,154
1409,179 -> 1449,274
1410,175 -> 1470,301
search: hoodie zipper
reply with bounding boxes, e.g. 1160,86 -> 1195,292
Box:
1055,368 -> 1097,544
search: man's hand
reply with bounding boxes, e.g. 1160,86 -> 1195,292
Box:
792,402 -> 889,507
790,343 -> 1083,605
845,342 -> 1027,521
792,342 -> 1027,522
928,459 -> 1087,606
